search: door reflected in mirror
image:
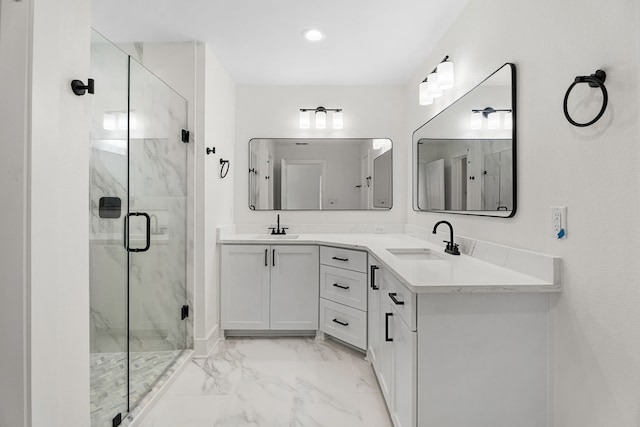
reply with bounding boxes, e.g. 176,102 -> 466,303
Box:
249,138 -> 392,211
413,63 -> 516,217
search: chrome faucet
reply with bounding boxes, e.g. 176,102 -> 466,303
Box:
432,220 -> 460,255
269,214 -> 288,235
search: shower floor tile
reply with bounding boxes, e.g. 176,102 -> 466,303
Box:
138,337 -> 393,427
90,349 -> 183,427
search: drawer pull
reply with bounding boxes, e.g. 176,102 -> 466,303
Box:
370,265 -> 379,290
332,318 -> 349,327
332,283 -> 350,290
389,292 -> 405,305
332,256 -> 349,262
385,313 -> 393,342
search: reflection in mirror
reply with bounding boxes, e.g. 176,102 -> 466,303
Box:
249,138 -> 392,210
413,63 -> 516,217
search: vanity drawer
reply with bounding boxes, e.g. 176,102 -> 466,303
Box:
319,298 -> 367,350
320,246 -> 367,273
383,269 -> 416,331
320,265 -> 367,311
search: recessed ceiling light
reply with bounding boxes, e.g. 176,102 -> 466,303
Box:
302,29 -> 325,42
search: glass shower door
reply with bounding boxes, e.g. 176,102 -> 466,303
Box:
126,58 -> 189,409
89,30 -> 129,427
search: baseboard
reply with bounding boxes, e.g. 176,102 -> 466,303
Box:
193,324 -> 220,358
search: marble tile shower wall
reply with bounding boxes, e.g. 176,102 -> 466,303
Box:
89,49 -> 193,353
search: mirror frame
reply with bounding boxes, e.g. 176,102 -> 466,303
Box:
248,137 -> 394,211
412,62 -> 517,218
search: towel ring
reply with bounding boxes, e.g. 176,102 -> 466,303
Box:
563,69 -> 608,127
220,159 -> 230,179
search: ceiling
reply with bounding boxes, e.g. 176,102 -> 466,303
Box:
91,0 -> 469,86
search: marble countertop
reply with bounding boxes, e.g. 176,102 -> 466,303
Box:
218,233 -> 561,294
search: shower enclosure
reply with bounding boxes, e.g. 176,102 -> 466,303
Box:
89,31 -> 191,427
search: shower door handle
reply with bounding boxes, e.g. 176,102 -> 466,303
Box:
124,212 -> 151,253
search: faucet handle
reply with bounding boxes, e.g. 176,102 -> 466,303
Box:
280,227 -> 288,235
443,240 -> 461,255
269,227 -> 277,235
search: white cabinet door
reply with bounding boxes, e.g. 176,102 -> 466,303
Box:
391,304 -> 417,427
367,258 -> 381,368
270,245 -> 319,330
220,245 -> 270,330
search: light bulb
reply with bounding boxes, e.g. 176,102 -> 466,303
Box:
436,61 -> 454,90
419,81 -> 433,105
299,110 -> 310,129
504,111 -> 513,129
315,110 -> 326,129
427,72 -> 442,98
332,110 -> 343,129
488,112 -> 500,129
470,112 -> 482,130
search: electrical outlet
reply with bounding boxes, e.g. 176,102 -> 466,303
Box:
551,206 -> 567,239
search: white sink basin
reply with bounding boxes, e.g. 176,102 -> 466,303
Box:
252,234 -> 299,240
386,248 -> 446,261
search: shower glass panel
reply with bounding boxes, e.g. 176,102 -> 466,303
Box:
89,30 -> 189,426
89,30 -> 129,427
127,57 -> 188,409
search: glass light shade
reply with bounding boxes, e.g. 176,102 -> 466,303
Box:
427,73 -> 442,98
504,111 -> 513,129
103,113 -> 116,130
315,110 -> 327,129
299,110 -> 310,129
332,110 -> 343,129
488,112 -> 500,129
470,112 -> 482,130
436,61 -> 454,90
419,81 -> 433,105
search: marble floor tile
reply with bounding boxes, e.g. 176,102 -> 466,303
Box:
138,337 -> 393,427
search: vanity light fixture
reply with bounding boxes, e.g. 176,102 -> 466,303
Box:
470,107 -> 512,130
299,106 -> 343,129
419,56 -> 454,105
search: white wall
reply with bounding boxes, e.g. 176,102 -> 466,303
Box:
201,45 -> 236,353
405,0 -> 640,425
30,0 -> 91,425
235,86 -> 406,231
0,0 -> 32,425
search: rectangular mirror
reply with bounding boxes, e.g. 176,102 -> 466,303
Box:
249,138 -> 392,210
413,63 -> 516,217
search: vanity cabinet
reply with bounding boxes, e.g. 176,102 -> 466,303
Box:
220,244 -> 319,331
368,262 -> 550,427
319,246 -> 368,350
